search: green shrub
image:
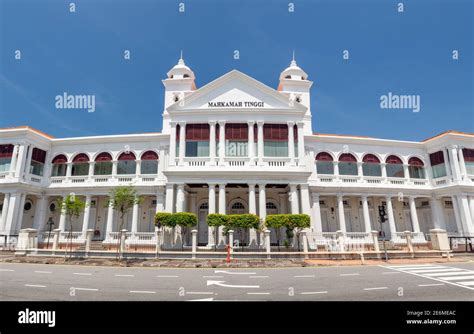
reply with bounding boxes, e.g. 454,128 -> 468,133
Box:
206,213 -> 228,227
155,212 -> 174,228
155,212 -> 197,228
265,214 -> 310,230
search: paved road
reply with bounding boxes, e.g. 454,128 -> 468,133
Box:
1,261 -> 473,301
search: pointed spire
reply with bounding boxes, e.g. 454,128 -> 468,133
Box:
180,49 -> 183,60
290,50 -> 297,67
178,50 -> 184,65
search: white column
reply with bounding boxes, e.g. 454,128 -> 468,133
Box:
300,184 -> 311,215
386,196 -> 397,239
218,183 -> 226,214
14,194 -> 26,232
58,196 -> 66,231
23,145 -> 33,176
2,193 -> 20,233
469,196 -> 474,226
111,161 -> 117,177
449,145 -> 462,181
361,195 -> 371,232
297,122 -> 305,165
311,194 -> 322,232
430,197 -> 446,230
105,200 -> 114,236
381,162 -> 387,179
458,195 -> 474,236
0,194 -> 11,232
81,195 -> 92,234
443,149 -> 452,180
208,183 -> 216,246
289,184 -> 299,214
218,121 -> 225,165
15,144 -> 27,178
135,160 -> 141,176
337,195 -> 346,233
9,144 -> 19,176
247,121 -> 255,162
458,147 -> 467,180
248,183 -> 256,214
403,164 -> 410,181
209,121 -> 216,166
131,199 -> 139,233
258,184 -> 267,222
33,196 -> 48,231
357,162 -> 363,178
408,196 -> 420,233
176,184 -> 185,212
451,196 -> 463,233
287,122 -> 295,165
169,122 -> 177,165
155,187 -> 165,213
333,161 -> 339,179
178,122 -> 186,166
66,163 -> 73,178
88,161 -> 95,178
257,121 -> 264,165
165,184 -> 174,213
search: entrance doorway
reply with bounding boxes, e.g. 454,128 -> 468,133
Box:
198,203 -> 209,245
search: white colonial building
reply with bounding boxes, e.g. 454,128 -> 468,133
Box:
1,57 -> 473,248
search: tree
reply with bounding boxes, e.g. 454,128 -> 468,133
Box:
106,186 -> 143,259
224,214 -> 260,251
56,194 -> 86,260
265,214 -> 310,251
207,214 -> 228,251
155,212 -> 197,250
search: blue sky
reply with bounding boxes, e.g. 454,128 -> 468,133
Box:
1,0 -> 472,141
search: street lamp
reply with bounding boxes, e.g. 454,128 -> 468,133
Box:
45,217 -> 55,250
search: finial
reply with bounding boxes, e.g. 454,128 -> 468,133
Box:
292,50 -> 295,62
180,49 -> 183,60
290,50 -> 297,67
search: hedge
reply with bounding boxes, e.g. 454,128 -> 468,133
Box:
265,214 -> 310,230
207,214 -> 259,230
155,212 -> 197,228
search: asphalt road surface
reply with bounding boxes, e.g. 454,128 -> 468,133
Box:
1,261 -> 473,301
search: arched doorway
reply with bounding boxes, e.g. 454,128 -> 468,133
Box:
198,202 -> 209,245
230,201 -> 249,246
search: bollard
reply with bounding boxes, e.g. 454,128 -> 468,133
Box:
336,230 -> 345,253
404,231 -> 414,256
155,227 -> 162,257
264,229 -> 271,259
85,229 -> 94,257
52,229 -> 61,255
191,229 -> 197,259
228,230 -> 234,258
120,229 -> 127,258
301,230 -> 309,259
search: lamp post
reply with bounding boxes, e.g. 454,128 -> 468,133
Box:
45,217 -> 55,250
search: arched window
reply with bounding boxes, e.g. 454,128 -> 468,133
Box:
94,152 -> 112,176
199,203 -> 209,210
141,151 -> 159,174
51,154 -> 67,177
0,144 -> 14,173
386,155 -> 404,178
117,152 -> 136,175
462,148 -> 474,175
266,202 -> 277,210
362,154 -> 381,177
408,157 -> 425,179
338,153 -> 357,176
231,202 -> 245,210
30,148 -> 46,176
72,153 -> 89,176
315,152 -> 334,175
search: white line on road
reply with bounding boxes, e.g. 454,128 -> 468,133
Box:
340,273 -> 359,276
0,269 -> 14,272
438,275 -> 474,281
74,287 -> 99,291
214,270 -> 257,275
34,271 -> 52,274
301,291 -> 328,295
247,292 -> 270,295
384,264 -> 441,268
459,281 -> 474,286
73,273 -> 92,276
409,268 -> 461,274
382,272 -> 400,274
294,275 -> 315,278
156,275 -> 179,278
425,271 -> 474,277
186,292 -> 215,295
25,284 -> 46,288
249,276 -> 269,278
130,290 -> 155,294
418,283 -> 445,287
202,276 -> 224,278
115,274 -> 134,277
363,287 -> 388,291
207,280 -> 259,289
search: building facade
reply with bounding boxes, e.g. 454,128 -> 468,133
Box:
1,57 -> 473,248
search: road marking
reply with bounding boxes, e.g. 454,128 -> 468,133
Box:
34,271 -> 52,274
439,275 -> 474,281
156,275 -> 179,278
418,283 -> 445,287
0,269 -> 14,272
74,287 -> 99,291
25,284 -> 46,288
187,298 -> 214,301
382,272 -> 400,274
294,275 -> 315,278
247,292 -> 270,295
409,268 -> 461,273
207,280 -> 259,289
73,272 -> 92,276
301,291 -> 328,295
425,271 -> 474,277
214,270 -> 256,275
340,273 -> 359,276
391,266 -> 445,270
115,274 -> 134,277
459,281 -> 474,286
363,287 -> 388,291
384,264 -> 441,268
186,292 -> 214,295
130,290 -> 155,294
249,276 -> 268,278
202,276 -> 224,278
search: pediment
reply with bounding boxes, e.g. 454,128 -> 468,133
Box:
167,70 -> 307,112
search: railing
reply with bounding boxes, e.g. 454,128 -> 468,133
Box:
364,177 -> 383,184
340,176 -> 359,183
29,175 -> 42,183
391,232 -> 427,245
93,176 -> 110,183
38,231 -> 54,242
70,176 -> 87,183
117,176 -> 134,183
388,177 -> 405,185
50,177 -> 65,184
184,157 -> 209,167
0,172 -> 8,179
317,175 -> 336,183
263,157 -> 290,167
58,232 -> 86,245
225,157 -> 249,167
433,176 -> 449,186
306,232 -> 338,249
344,232 -> 372,244
411,178 -> 428,186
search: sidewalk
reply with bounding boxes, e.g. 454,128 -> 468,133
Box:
1,251 -> 473,268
